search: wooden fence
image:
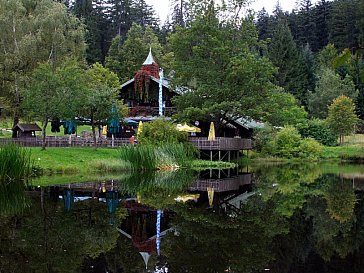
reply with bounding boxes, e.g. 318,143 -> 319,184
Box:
188,137 -> 252,150
0,136 -> 253,150
0,136 -> 130,148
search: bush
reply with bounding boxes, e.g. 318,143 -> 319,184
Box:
297,119 -> 338,146
271,126 -> 301,158
253,125 -> 275,153
138,118 -> 188,145
297,138 -> 323,160
260,126 -> 323,160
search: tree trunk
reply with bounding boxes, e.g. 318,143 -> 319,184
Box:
11,17 -> 20,138
11,75 -> 20,138
91,115 -> 97,148
42,118 -> 48,150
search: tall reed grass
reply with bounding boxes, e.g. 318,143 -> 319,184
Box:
0,143 -> 32,215
118,143 -> 197,171
0,143 -> 32,181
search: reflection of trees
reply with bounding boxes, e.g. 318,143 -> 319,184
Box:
0,179 -> 29,216
0,195 -> 121,273
162,198 -> 289,273
255,163 -> 322,217
324,176 -> 357,223
120,170 -> 197,209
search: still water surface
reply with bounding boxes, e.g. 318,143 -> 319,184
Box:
1,163 -> 364,273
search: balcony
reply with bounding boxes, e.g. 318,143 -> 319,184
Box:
128,106 -> 176,117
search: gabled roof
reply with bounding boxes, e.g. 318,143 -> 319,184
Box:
121,76 -> 170,89
13,123 -> 42,132
233,117 -> 264,130
142,48 -> 156,65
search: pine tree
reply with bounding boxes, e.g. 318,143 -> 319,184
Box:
268,19 -> 308,104
329,0 -> 359,51
131,0 -> 159,29
71,0 -> 111,64
295,0 -> 316,48
313,0 -> 331,51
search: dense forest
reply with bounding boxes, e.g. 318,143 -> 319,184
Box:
0,0 -> 363,137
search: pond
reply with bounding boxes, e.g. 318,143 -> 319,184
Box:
1,163 -> 364,273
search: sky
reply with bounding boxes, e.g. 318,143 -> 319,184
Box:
145,0 -> 322,23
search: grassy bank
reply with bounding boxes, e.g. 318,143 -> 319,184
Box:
29,147 -> 235,175
240,144 -> 364,164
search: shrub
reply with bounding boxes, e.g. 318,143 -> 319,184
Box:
138,118 -> 188,145
272,126 -> 301,158
253,125 -> 276,153
297,138 -> 323,160
297,119 -> 338,146
259,126 -> 323,160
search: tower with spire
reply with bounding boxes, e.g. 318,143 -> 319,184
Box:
119,48 -> 177,120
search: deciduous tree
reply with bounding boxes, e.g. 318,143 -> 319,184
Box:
326,95 -> 358,144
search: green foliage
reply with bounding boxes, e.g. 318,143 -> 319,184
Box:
253,125 -> 276,153
87,62 -> 120,89
326,95 -> 359,144
0,0 -> 85,125
138,118 -> 188,145
270,126 -> 302,158
263,126 -> 323,159
268,19 -> 308,103
297,138 -> 324,160
317,43 -> 338,69
264,89 -> 308,127
0,144 -> 32,180
105,23 -> 163,82
0,144 -> 32,216
297,118 -> 338,146
308,68 -> 357,118
118,143 -> 197,170
169,6 -> 279,129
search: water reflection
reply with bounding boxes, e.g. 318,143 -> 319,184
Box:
1,164 -> 364,272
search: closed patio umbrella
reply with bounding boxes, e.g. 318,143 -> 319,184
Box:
137,121 -> 143,138
208,122 -> 215,141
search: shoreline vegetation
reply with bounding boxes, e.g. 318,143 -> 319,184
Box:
1,142 -> 364,177
28,146 -> 236,175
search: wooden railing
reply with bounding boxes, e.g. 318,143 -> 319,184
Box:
0,136 -> 253,150
189,174 -> 252,192
188,137 -> 252,150
128,106 -> 176,117
0,136 -> 130,148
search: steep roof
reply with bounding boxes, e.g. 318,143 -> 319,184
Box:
142,48 -> 156,65
13,123 -> 42,132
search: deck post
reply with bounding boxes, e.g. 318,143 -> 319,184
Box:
228,151 -> 230,162
218,150 -> 221,161
210,150 -> 213,161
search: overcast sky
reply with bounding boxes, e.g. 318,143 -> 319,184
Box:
145,0 -> 323,23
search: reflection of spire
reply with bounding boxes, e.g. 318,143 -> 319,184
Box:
156,210 -> 162,256
139,251 -> 151,269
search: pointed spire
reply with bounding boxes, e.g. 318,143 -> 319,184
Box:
143,47 -> 156,65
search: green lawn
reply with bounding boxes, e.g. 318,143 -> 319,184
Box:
322,144 -> 364,160
30,147 -> 120,174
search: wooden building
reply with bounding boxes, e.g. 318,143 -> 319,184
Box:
12,123 -> 41,138
120,49 -> 177,118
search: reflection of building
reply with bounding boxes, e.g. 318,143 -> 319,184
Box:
117,200 -> 173,269
188,169 -> 254,215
